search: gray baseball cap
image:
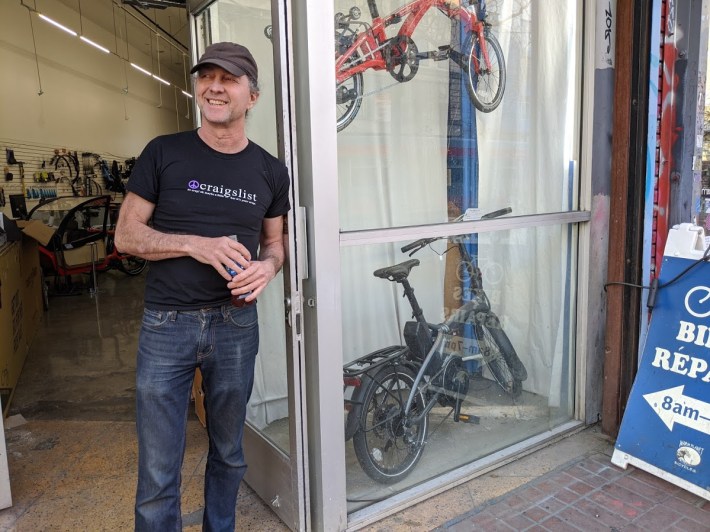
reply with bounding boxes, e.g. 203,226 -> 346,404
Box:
190,42 -> 258,82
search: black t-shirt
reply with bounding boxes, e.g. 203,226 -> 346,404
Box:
127,130 -> 290,310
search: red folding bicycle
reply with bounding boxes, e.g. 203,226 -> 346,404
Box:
335,0 -> 506,131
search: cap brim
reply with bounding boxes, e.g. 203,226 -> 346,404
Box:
189,58 -> 247,78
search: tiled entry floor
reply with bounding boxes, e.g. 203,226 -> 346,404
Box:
0,418 -> 287,531
437,452 -> 710,532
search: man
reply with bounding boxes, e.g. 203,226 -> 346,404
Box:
115,42 -> 290,531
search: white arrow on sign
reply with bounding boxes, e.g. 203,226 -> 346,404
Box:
643,385 -> 710,435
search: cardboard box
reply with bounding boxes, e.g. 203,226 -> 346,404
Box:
61,240 -> 106,268
17,219 -> 106,269
16,219 -> 55,247
0,237 -> 42,417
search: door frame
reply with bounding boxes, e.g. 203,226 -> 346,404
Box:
187,1 -> 310,530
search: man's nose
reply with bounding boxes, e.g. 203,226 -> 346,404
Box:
208,78 -> 225,91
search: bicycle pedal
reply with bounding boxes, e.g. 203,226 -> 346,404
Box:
454,413 -> 480,424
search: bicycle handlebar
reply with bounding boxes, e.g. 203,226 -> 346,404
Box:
401,207 -> 512,256
401,237 -> 437,254
481,207 -> 512,219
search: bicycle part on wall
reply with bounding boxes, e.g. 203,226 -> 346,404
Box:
464,30 -> 506,113
336,52 -> 364,132
334,0 -> 506,131
51,150 -> 79,179
384,35 -> 419,82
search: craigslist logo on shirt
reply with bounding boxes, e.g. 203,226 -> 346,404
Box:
187,180 -> 257,205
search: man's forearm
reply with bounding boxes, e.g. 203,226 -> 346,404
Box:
258,240 -> 285,278
115,220 -> 196,261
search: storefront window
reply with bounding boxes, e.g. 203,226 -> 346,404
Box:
336,0 -> 581,510
336,0 -> 579,232
341,224 -> 577,507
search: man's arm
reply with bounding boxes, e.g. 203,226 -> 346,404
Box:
228,215 -> 286,301
114,192 -> 252,282
258,215 -> 286,276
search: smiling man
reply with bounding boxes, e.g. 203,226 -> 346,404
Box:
114,42 -> 290,532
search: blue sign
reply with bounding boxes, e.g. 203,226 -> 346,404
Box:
613,243 -> 710,500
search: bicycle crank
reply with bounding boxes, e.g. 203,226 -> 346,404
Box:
384,35 -> 419,83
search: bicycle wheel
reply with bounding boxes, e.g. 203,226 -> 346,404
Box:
118,254 -> 148,276
352,364 -> 428,484
464,31 -> 506,113
336,55 -> 364,132
474,314 -> 523,398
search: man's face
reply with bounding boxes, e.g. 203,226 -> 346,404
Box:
195,64 -> 258,127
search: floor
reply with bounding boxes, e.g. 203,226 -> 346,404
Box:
1,269 -> 708,531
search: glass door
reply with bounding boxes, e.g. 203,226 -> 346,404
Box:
189,1 -> 307,530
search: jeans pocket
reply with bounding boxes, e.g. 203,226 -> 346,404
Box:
225,304 -> 258,329
141,308 -> 173,330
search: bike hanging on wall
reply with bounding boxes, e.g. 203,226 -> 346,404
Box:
335,0 -> 506,131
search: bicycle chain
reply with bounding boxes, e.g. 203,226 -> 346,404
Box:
352,79 -> 402,102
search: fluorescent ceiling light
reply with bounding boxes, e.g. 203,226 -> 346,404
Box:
152,74 -> 170,86
130,62 -> 152,76
38,13 -> 77,37
80,36 -> 110,54
181,90 -> 193,98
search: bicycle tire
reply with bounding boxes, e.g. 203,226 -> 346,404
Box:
118,255 -> 148,276
336,53 -> 364,131
87,179 -> 103,197
352,364 -> 428,484
474,313 -> 524,398
464,31 -> 506,113
53,155 -> 75,179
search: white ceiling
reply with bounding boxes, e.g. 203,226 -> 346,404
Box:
50,0 -> 190,68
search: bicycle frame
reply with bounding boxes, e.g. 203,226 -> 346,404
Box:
335,0 -> 489,85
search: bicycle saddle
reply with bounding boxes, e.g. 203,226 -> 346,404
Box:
374,259 -> 420,281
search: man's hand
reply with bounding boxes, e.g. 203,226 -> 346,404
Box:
227,216 -> 285,302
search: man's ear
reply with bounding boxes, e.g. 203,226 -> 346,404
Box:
249,90 -> 260,108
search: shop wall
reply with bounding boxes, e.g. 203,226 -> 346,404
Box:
0,1 -> 193,159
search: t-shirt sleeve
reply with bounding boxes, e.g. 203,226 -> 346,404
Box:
265,162 -> 291,219
126,139 -> 161,204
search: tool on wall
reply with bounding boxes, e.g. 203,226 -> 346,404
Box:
19,162 -> 26,198
5,148 -> 27,199
5,148 -> 27,196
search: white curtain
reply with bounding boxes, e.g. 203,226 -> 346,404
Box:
202,0 -> 289,429
337,0 -> 578,406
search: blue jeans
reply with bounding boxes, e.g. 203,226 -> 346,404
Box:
134,304 -> 259,532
